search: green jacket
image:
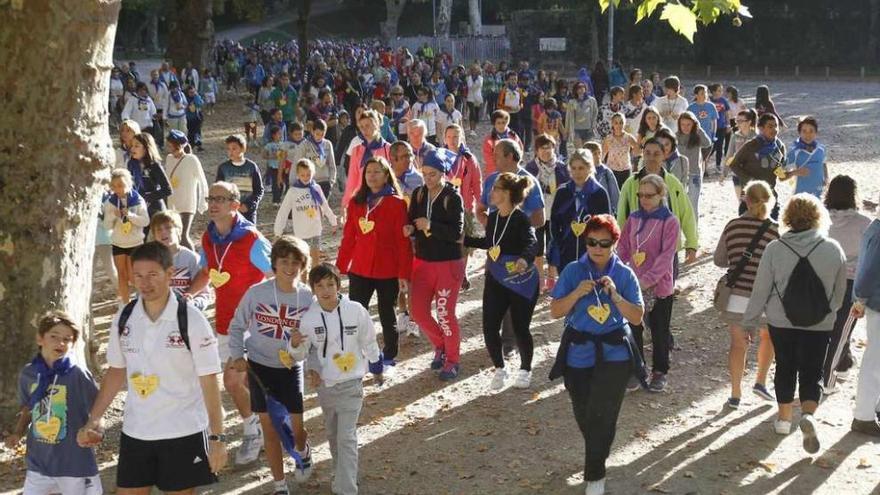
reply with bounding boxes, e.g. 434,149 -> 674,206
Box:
270,86 -> 298,122
617,167 -> 698,251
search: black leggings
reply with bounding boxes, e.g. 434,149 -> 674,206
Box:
611,169 -> 631,191
768,326 -> 831,404
348,273 -> 400,360
482,273 -> 537,370
632,295 -> 674,374
564,361 -> 630,481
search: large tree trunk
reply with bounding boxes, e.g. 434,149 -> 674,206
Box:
468,0 -> 482,35
297,0 -> 312,69
0,0 -> 120,404
437,0 -> 453,37
868,0 -> 880,64
381,0 -> 407,42
147,9 -> 160,53
166,0 -> 214,71
590,3 -> 600,65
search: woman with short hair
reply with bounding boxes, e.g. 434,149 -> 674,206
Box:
742,194 -> 848,452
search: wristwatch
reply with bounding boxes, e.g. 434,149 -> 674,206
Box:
208,434 -> 227,443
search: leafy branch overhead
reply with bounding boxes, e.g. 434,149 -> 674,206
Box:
598,0 -> 752,42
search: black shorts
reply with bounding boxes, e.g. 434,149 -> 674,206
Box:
112,245 -> 137,256
535,224 -> 549,257
117,431 -> 217,491
247,360 -> 305,414
467,101 -> 481,122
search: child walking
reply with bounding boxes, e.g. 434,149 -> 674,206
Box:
6,312 -> 101,495
274,159 -> 337,264
103,168 -> 150,306
289,263 -> 384,495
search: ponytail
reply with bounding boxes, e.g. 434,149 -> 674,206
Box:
744,180 -> 774,220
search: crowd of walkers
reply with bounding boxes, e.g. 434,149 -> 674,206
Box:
8,37 -> 880,495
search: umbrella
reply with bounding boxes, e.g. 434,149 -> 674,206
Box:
248,369 -> 304,470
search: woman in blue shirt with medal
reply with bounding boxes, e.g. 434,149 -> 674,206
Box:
549,214 -> 645,495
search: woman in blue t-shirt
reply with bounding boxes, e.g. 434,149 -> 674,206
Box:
786,116 -> 828,199
549,214 -> 645,495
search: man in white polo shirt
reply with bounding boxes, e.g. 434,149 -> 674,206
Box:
78,242 -> 227,493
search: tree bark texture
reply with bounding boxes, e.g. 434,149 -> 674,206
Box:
468,0 -> 482,35
0,0 -> 120,405
869,0 -> 880,64
382,0 -> 407,42
297,0 -> 312,69
437,0 -> 453,37
166,0 -> 214,70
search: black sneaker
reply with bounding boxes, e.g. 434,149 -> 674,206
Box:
648,372 -> 667,393
461,278 -> 471,291
626,376 -> 641,392
852,419 -> 880,437
752,383 -> 774,401
430,349 -> 445,371
726,397 -> 741,409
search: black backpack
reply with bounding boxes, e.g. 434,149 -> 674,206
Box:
118,293 -> 190,350
773,239 -> 832,327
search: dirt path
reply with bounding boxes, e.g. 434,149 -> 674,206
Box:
1,80 -> 879,495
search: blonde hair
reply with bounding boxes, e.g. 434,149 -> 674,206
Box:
110,168 -> 133,188
782,193 -> 828,232
639,174 -> 668,198
568,148 -> 595,171
150,209 -> 183,234
744,180 -> 775,219
295,158 -> 316,176
120,119 -> 141,135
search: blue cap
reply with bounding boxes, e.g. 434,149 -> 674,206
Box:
422,148 -> 457,174
167,129 -> 188,145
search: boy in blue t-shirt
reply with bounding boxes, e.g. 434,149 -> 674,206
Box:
5,312 -> 101,495
708,83 -> 731,173
687,84 -> 718,163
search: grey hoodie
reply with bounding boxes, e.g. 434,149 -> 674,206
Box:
827,209 -> 872,279
742,228 -> 847,331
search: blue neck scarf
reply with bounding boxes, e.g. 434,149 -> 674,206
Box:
308,135 -> 325,161
664,150 -> 682,168
568,177 -> 601,217
578,252 -> 619,280
170,90 -> 183,103
491,128 -> 511,141
367,184 -> 395,207
631,205 -> 672,234
361,137 -> 387,169
756,135 -> 781,158
27,353 -> 73,409
452,144 -> 471,176
792,138 -> 818,152
293,179 -> 324,206
109,190 -> 142,209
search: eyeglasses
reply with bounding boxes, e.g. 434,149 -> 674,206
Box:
585,237 -> 614,248
637,192 -> 659,199
392,93 -> 403,96
207,196 -> 235,203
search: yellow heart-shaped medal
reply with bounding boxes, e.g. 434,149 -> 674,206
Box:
505,261 -> 517,273
358,217 -> 375,234
279,349 -> 295,369
131,373 -> 159,399
306,207 -> 317,218
34,416 -> 62,443
488,245 -> 501,261
120,221 -> 133,234
209,268 -> 231,288
332,352 -> 357,373
171,175 -> 180,189
773,167 -> 787,179
633,251 -> 647,267
571,221 -> 587,237
451,177 -> 462,188
587,303 -> 611,324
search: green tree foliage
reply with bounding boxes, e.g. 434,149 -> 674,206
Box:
598,0 -> 750,42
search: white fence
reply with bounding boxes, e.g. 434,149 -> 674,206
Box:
389,36 -> 510,65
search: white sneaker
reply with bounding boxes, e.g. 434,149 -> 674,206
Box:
512,369 -> 532,389
235,417 -> 264,465
406,319 -> 421,337
396,312 -> 410,334
292,444 -> 313,482
490,368 -> 507,391
585,478 -> 606,495
774,419 -> 792,435
800,414 -> 820,454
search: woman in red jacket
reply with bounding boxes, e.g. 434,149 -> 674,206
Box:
337,156 -> 413,373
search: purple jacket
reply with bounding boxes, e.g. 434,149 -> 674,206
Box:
617,207 -> 679,297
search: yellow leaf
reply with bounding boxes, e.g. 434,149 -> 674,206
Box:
637,0 -> 666,23
660,3 -> 698,43
599,0 -> 622,13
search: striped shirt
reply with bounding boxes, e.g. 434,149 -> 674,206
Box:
714,215 -> 780,296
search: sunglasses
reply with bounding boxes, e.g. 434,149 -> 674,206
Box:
637,192 -> 659,199
585,237 -> 614,248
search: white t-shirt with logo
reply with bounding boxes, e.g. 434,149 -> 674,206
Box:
107,296 -> 221,441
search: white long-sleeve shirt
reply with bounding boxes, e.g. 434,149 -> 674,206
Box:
466,75 -> 484,104
121,97 -> 157,131
273,185 -> 336,239
103,195 -> 150,248
165,153 -> 208,214
289,296 -> 381,388
147,80 -> 169,114
654,94 -> 689,131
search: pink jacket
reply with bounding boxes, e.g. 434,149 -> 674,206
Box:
448,151 -> 482,212
342,141 -> 392,209
617,210 -> 680,298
